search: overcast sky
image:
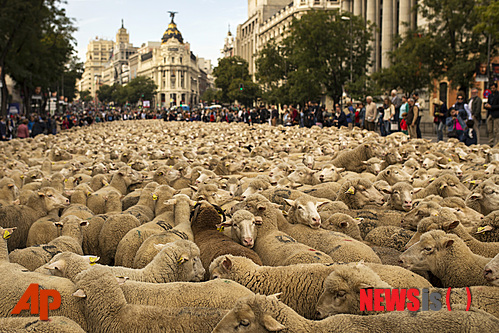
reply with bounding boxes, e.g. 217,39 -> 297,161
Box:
65,0 -> 247,66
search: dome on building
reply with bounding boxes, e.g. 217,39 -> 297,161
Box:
162,15 -> 184,44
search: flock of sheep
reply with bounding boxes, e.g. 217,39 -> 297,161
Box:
0,119 -> 499,332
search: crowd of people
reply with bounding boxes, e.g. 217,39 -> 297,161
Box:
1,82 -> 498,146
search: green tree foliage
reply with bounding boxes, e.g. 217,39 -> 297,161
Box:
213,56 -> 259,105
0,0 -> 77,116
79,89 -> 92,103
255,39 -> 288,104
96,76 -> 157,106
277,10 -> 373,105
375,0 -> 498,94
200,88 -> 220,103
125,76 -> 157,104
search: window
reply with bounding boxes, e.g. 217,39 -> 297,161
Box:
439,82 -> 448,106
180,57 -> 182,64
172,57 -> 175,63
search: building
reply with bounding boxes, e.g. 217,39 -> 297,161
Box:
221,27 -> 235,58
100,21 -> 138,87
235,0 -> 424,78
80,15 -> 212,109
80,37 -> 114,98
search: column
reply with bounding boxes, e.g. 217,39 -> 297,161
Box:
399,0 -> 411,37
382,0 -> 394,68
341,0 -> 350,13
353,0 -> 362,16
366,0 -> 378,72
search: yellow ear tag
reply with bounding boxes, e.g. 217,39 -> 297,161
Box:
432,212 -> 439,216
429,177 -> 435,181
346,187 -> 355,194
89,257 -> 98,266
217,226 -> 224,232
52,162 -> 55,165
128,163 -> 132,166
470,180 -> 476,184
3,230 -> 11,239
152,194 -> 158,201
20,175 -> 24,179
64,179 -> 68,183
439,185 -> 445,190
87,192 -> 92,197
484,164 -> 488,167
477,226 -> 487,233
177,257 -> 184,265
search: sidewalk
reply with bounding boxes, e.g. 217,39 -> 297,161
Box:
418,122 -> 489,145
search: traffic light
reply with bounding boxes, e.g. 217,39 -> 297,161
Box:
239,83 -> 244,91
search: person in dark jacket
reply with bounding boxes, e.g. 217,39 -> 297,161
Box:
486,83 -> 499,146
332,104 -> 347,128
461,119 -> 477,146
0,117 -> 7,141
31,117 -> 46,137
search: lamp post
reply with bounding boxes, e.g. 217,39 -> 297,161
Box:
341,16 -> 353,83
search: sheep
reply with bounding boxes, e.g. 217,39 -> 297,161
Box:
439,196 -> 484,227
279,196 -> 381,263
44,240 -> 205,283
192,183 -> 232,207
362,157 -> 383,175
331,143 -> 376,173
0,177 -> 19,206
212,293 -> 499,332
235,194 -> 334,266
386,182 -> 420,211
466,179 -> 499,215
400,200 -> 442,230
473,211 -> 499,243
0,230 -> 87,330
118,277 -> 254,310
375,165 -> 412,186
210,255 -> 430,320
72,265 -> 228,333
287,166 -> 321,185
0,316 -> 85,332
296,182 -> 342,201
97,213 -> 141,265
320,213 -> 363,241
405,208 -> 499,258
217,209 -> 263,248
0,187 -> 69,251
365,226 -> 415,252
26,215 -> 60,246
316,262 -> 499,319
191,201 -> 263,279
240,178 -> 271,199
400,230 -> 493,287
9,215 -> 88,271
484,253 -> 499,286
317,164 -> 344,182
335,178 -> 385,210
414,174 -> 470,200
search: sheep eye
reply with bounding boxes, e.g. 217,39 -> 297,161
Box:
394,191 -> 400,194
410,191 -> 414,195
239,319 -> 250,327
424,247 -> 433,252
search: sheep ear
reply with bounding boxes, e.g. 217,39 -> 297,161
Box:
189,199 -> 197,207
46,260 -> 65,271
72,289 -> 86,298
269,293 -> 282,300
445,221 -> 459,231
163,199 -> 177,205
469,193 -> 482,201
38,192 -> 46,197
254,216 -> 263,225
154,244 -> 167,251
283,198 -> 295,207
262,314 -> 285,332
189,185 -> 199,191
176,256 -> 189,265
358,283 -> 374,290
354,218 -> 363,224
476,225 -> 493,234
337,168 -> 345,172
80,221 -> 89,227
442,239 -> 454,248
381,187 -> 392,195
217,220 -> 232,228
2,227 -> 16,239
54,222 -> 63,228
345,186 -> 355,195
413,188 -> 423,194
116,276 -> 129,285
222,257 -> 232,270
316,201 -> 329,208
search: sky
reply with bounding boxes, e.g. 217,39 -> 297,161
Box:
64,0 -> 247,66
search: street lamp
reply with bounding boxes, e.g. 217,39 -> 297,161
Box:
341,16 -> 353,83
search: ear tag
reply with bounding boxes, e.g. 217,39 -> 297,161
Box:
3,230 -> 11,239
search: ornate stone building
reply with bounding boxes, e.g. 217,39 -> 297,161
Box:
80,37 -> 114,98
235,0 -> 425,77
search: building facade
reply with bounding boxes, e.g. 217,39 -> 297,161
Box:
80,37 -> 114,98
221,29 -> 235,58
235,0 -> 424,78
80,16 -> 212,108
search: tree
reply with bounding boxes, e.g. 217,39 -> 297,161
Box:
79,90 -> 92,103
200,88 -> 220,103
372,31 -> 434,95
255,39 -> 287,104
125,76 -> 157,105
281,10 -> 374,105
213,56 -> 259,105
0,0 -> 77,116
